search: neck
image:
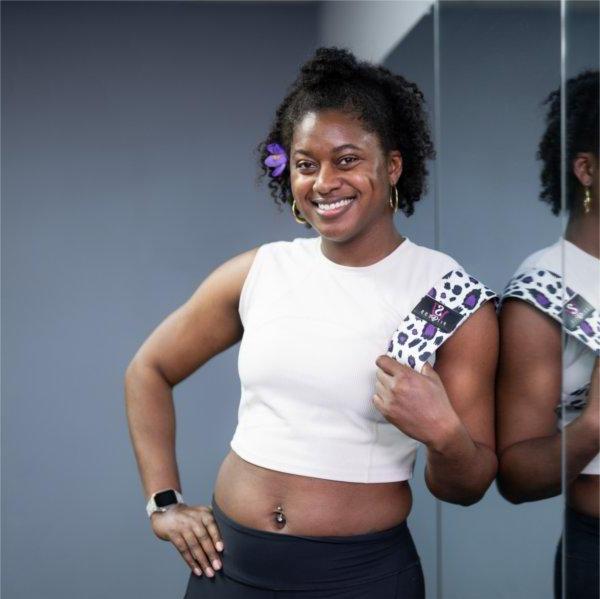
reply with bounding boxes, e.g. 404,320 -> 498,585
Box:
320,218 -> 404,267
564,211 -> 599,259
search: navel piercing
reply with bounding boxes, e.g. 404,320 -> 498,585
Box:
274,505 -> 287,526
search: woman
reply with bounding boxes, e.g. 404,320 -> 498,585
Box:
496,69 -> 599,599
125,47 -> 499,598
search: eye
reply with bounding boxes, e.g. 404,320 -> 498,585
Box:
295,160 -> 315,170
339,155 -> 359,166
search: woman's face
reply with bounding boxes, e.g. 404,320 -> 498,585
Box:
289,109 -> 402,242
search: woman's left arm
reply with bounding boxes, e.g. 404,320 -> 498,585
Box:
374,300 -> 499,506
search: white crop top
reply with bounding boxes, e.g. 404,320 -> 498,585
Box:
229,235 -> 496,483
502,237 -> 600,475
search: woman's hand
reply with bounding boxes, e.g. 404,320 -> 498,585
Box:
151,503 -> 224,578
373,355 -> 462,450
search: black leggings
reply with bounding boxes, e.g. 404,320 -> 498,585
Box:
183,495 -> 425,598
554,506 -> 599,599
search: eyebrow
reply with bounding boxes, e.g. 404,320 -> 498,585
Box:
292,143 -> 362,157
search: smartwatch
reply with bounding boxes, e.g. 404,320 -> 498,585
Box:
146,489 -> 185,518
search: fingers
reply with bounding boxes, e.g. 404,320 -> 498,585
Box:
420,362 -> 440,379
375,354 -> 399,374
192,512 -> 223,568
375,366 -> 394,388
375,365 -> 411,407
173,533 -> 207,578
201,509 -> 225,552
155,504 -> 224,579
375,380 -> 388,403
182,528 -> 220,577
376,355 -> 412,377
372,392 -> 385,412
376,359 -> 414,397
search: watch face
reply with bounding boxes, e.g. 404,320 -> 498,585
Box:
155,490 -> 178,508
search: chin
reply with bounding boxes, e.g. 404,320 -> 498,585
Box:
314,224 -> 360,244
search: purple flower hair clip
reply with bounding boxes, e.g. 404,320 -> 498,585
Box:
264,142 -> 288,177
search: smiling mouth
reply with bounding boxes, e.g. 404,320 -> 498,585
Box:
311,196 -> 356,210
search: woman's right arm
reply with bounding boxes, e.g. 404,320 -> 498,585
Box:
124,246 -> 259,577
496,299 -> 599,504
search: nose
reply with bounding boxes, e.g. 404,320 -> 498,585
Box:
313,162 -> 341,196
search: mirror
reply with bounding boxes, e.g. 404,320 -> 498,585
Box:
435,1 -> 564,597
560,1 -> 599,597
386,2 -> 568,596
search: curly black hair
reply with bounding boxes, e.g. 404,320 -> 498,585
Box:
537,69 -> 599,215
256,47 -> 435,226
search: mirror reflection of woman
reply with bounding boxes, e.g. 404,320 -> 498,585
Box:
125,47 -> 499,598
497,70 -> 599,599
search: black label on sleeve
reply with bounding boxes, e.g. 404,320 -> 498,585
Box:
562,294 -> 594,331
411,295 -> 463,334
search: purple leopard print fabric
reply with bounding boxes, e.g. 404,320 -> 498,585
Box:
386,269 -> 498,372
502,267 -> 599,418
501,268 -> 600,355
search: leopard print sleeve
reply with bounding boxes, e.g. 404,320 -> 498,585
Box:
386,269 -> 499,372
501,268 -> 600,355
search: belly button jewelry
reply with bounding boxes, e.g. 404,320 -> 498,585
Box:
273,505 -> 286,527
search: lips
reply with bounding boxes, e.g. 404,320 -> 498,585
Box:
311,196 -> 356,207
311,196 -> 357,218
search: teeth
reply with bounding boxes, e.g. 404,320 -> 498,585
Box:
316,198 -> 354,211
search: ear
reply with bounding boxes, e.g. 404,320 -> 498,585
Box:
387,150 -> 403,184
572,152 -> 595,188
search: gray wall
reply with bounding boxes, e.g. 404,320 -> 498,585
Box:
2,3 -> 319,597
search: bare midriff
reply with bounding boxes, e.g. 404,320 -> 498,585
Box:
568,474 -> 599,518
213,450 -> 413,536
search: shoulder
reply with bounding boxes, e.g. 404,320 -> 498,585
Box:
230,236 -> 317,269
248,235 -> 320,273
251,236 -> 319,258
234,236 -> 319,318
389,239 -> 497,322
499,240 -> 564,334
201,245 -> 262,308
407,242 -> 497,314
399,239 -> 465,296
511,238 -> 562,277
405,241 -> 498,344
404,239 -> 463,272
500,238 -> 563,310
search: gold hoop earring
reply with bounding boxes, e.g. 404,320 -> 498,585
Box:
583,186 -> 592,214
291,199 -> 307,224
389,185 -> 399,213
